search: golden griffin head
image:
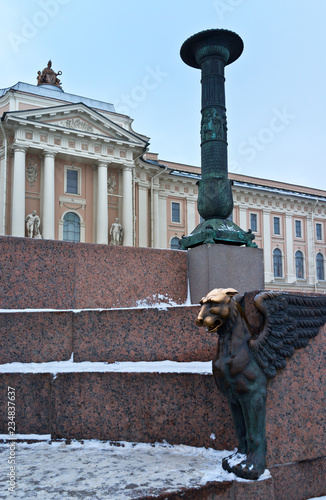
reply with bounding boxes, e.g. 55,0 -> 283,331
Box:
195,288 -> 238,333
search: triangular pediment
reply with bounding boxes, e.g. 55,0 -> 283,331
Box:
4,103 -> 147,147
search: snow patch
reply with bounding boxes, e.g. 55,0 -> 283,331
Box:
0,359 -> 213,375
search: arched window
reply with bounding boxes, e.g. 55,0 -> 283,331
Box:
63,212 -> 80,242
170,237 -> 180,250
316,253 -> 325,281
273,248 -> 282,277
295,250 -> 304,279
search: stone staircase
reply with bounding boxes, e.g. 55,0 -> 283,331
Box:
0,236 -> 325,499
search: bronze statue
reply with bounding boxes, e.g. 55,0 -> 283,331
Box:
196,288 -> 326,480
37,60 -> 62,88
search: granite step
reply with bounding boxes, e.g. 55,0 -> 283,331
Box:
0,305 -> 215,364
0,322 -> 325,469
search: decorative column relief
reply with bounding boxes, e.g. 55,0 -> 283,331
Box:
138,184 -> 148,248
285,213 -> 295,283
262,208 -> 273,283
122,166 -> 133,246
11,146 -> 27,237
42,151 -> 56,240
96,162 -> 109,244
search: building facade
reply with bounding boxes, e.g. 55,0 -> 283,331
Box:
1,70 -> 325,293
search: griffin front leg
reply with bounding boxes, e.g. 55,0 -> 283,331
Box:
233,388 -> 267,480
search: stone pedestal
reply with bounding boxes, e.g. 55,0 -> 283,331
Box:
188,244 -> 264,303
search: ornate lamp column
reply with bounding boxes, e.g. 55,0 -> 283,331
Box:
179,29 -> 256,249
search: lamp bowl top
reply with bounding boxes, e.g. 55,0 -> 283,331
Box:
180,28 -> 244,68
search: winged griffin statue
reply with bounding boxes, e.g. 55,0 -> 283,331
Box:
195,288 -> 326,480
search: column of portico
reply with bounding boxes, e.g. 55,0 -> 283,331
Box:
138,183 -> 148,247
285,213 -> 296,283
96,162 -> 109,244
42,151 -> 56,240
11,146 -> 27,237
122,166 -> 133,246
262,208 -> 273,283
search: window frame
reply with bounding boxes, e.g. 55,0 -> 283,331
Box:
273,216 -> 281,235
295,250 -> 305,279
250,213 -> 258,233
316,223 -> 323,241
295,219 -> 302,239
63,211 -> 81,242
273,248 -> 283,278
316,252 -> 325,281
64,165 -> 81,196
171,201 -> 181,224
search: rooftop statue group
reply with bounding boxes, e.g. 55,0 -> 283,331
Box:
37,60 -> 62,88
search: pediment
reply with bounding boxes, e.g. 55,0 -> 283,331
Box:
5,103 -> 147,146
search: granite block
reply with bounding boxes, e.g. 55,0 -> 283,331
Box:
0,236 -> 187,309
0,236 -> 75,309
73,306 -> 214,362
188,244 -> 264,303
265,324 -> 326,465
51,372 -> 236,449
74,244 -> 188,309
0,312 -> 73,363
139,482 -> 234,500
269,456 -> 326,500
0,374 -> 51,434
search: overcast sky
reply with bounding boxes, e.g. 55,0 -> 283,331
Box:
1,0 -> 326,189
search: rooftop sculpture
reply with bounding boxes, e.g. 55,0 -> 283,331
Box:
37,60 -> 62,88
179,29 -> 256,249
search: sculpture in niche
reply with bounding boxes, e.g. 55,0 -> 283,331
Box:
107,173 -> 117,194
25,211 -> 42,239
110,218 -> 123,245
37,60 -> 62,88
196,288 -> 326,480
26,161 -> 39,187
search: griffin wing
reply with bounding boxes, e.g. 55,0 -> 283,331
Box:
249,291 -> 326,378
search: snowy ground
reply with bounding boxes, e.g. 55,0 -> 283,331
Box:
0,439 -> 272,499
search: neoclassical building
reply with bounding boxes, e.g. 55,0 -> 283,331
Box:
1,63 -> 326,293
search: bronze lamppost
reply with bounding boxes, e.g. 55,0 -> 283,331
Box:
179,29 -> 257,249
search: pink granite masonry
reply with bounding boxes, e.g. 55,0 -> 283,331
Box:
73,306 -> 213,362
0,236 -> 187,309
50,372 -> 235,449
0,374 -> 51,435
0,311 -> 73,363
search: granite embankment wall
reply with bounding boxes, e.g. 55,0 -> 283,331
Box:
0,236 -> 188,309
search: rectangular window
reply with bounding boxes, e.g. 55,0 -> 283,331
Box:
250,213 -> 257,232
171,202 -> 180,223
273,217 -> 280,235
316,223 -> 322,241
295,220 -> 302,238
66,169 -> 79,194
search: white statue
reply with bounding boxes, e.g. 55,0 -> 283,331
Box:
25,210 -> 42,239
110,218 -> 123,245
